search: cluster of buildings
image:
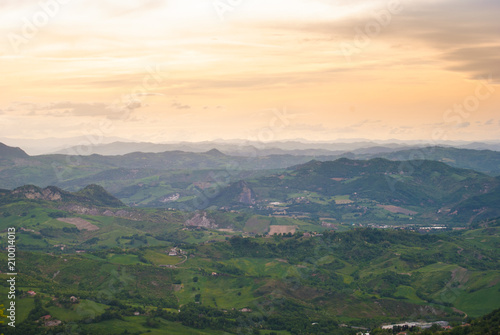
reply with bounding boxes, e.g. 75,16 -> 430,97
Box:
381,320 -> 449,330
167,247 -> 186,256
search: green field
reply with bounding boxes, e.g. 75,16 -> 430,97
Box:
1,184 -> 499,334
144,250 -> 183,265
85,316 -> 228,335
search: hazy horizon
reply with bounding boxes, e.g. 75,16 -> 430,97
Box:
3,135 -> 500,156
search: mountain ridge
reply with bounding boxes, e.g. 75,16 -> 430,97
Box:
6,184 -> 124,208
0,142 -> 29,159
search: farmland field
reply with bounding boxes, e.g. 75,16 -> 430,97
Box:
269,225 -> 297,235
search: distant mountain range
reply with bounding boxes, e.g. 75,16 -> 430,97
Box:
373,147 -> 500,176
3,138 -> 499,175
1,141 -> 500,223
48,140 -> 418,156
0,142 -> 29,159
50,140 -> 500,156
2,136 -> 500,156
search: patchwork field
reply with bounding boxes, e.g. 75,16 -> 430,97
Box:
243,215 -> 270,233
376,204 -> 418,215
269,225 -> 297,235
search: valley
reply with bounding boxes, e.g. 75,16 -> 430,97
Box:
0,142 -> 499,334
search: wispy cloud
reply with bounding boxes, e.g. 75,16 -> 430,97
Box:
455,122 -> 470,129
171,102 -> 191,110
1,0 -> 498,142
3,101 -> 146,119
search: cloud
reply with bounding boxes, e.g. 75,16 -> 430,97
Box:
286,123 -> 330,132
485,119 -> 494,125
381,0 -> 500,80
455,122 -> 470,128
171,102 -> 191,110
132,93 -> 165,97
39,102 -> 110,116
2,100 -> 146,120
389,127 -> 414,135
286,120 -> 385,135
253,0 -> 500,80
351,119 -> 382,128
445,46 -> 500,81
123,100 -> 142,110
101,0 -> 165,18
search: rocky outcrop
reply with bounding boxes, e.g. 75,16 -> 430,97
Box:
10,184 -> 124,207
59,205 -> 140,220
12,185 -> 64,201
58,204 -> 100,216
238,182 -> 255,205
185,212 -> 217,228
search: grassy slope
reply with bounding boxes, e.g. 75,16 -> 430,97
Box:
0,199 -> 498,333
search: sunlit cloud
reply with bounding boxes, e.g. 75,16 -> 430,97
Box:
0,0 -> 498,142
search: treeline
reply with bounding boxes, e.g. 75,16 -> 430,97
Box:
224,229 -> 433,263
149,302 -> 355,335
220,229 -> 498,271
446,308 -> 500,335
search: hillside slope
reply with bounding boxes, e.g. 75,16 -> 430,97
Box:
206,158 -> 499,224
3,184 -> 124,208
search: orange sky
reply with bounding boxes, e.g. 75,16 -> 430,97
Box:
0,0 -> 499,143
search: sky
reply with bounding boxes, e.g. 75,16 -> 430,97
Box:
0,0 -> 499,145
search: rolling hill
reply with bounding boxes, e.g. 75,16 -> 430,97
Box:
378,146 -> 500,176
1,142 -> 500,224
0,178 -> 498,334
4,184 -> 124,208
205,158 -> 499,225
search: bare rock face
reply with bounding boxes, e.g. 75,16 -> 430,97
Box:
185,212 -> 217,228
60,204 -> 100,216
13,185 -> 62,201
103,209 -> 140,220
238,182 -> 255,205
160,193 -> 180,203
58,205 -> 141,221
42,188 -> 63,201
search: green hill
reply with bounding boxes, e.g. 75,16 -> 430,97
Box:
0,224 -> 499,334
0,182 -> 498,334
1,145 -> 500,213
206,158 -> 499,224
74,184 -> 125,207
380,146 -> 500,176
4,184 -> 124,208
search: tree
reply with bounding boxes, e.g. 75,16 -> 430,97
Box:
145,317 -> 160,328
0,304 -> 7,331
